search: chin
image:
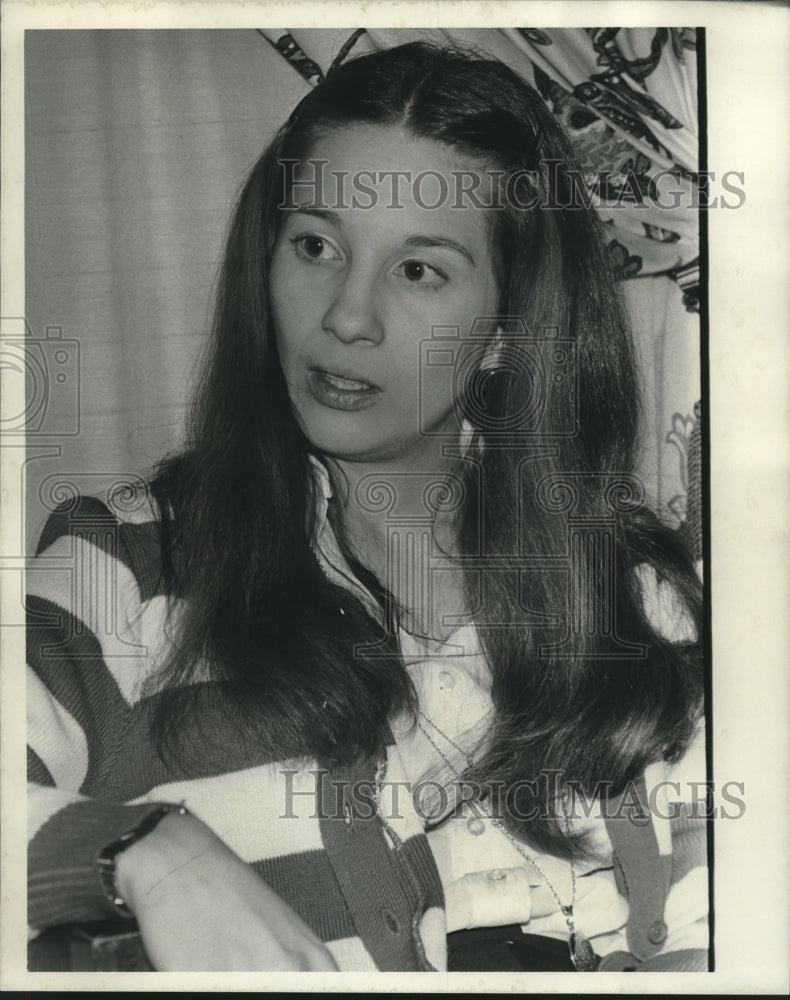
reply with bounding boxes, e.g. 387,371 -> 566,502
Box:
297,419 -> 379,462
294,401 -> 443,464
293,402 -> 376,459
308,435 -> 396,463
300,425 -> 410,464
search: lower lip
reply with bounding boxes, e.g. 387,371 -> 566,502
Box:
307,369 -> 381,411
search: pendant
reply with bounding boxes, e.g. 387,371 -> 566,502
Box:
570,931 -> 600,972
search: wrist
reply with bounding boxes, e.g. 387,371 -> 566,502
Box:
100,804 -> 191,918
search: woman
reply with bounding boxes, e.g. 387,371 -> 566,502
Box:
27,42 -> 707,972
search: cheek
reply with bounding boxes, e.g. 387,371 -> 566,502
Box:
412,286 -> 499,418
418,365 -> 457,421
270,260 -> 313,359
268,255 -> 289,337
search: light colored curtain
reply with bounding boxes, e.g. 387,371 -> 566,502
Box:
25,29 -> 307,550
25,28 -> 701,554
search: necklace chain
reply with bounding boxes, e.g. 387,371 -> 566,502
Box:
414,708 -> 599,971
416,709 -> 474,770
482,798 -> 576,938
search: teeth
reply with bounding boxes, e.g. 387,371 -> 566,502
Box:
321,371 -> 372,390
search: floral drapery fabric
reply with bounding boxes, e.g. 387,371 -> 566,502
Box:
259,27 -> 702,546
259,26 -> 701,313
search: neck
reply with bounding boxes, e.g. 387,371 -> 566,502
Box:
323,437 -> 467,642
327,433 -> 459,539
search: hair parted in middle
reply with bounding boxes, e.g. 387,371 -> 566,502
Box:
150,41 -> 703,859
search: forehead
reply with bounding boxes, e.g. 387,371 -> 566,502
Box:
298,122 -> 484,176
284,123 -> 498,250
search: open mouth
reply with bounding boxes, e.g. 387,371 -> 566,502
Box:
318,370 -> 375,391
308,368 -> 381,411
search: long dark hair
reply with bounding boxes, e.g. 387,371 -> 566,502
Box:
150,41 -> 703,857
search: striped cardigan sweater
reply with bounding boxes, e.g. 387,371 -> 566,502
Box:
27,485 -> 709,972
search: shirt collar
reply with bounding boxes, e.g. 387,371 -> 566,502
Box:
308,454 -> 383,621
309,453 -> 333,530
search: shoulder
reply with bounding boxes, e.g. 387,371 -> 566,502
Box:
28,482 -> 178,709
33,480 -> 170,603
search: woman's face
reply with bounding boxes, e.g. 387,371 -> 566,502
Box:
269,123 -> 500,463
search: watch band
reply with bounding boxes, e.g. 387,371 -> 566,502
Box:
96,803 -> 189,918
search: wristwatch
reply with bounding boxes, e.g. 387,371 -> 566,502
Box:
96,803 -> 189,918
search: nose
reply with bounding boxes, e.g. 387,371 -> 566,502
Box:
321,264 -> 384,346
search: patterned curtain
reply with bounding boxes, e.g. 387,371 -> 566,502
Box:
259,27 -> 703,551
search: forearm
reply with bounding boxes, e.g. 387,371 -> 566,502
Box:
28,786 -> 175,930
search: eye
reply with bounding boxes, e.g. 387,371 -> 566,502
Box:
291,234 -> 342,264
396,259 -> 448,287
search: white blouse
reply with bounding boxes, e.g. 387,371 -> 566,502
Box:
394,624 -> 632,958
310,454 -> 707,961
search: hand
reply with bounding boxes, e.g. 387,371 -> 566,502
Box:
116,811 -> 339,971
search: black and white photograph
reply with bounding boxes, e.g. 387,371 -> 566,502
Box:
1,1 -> 788,992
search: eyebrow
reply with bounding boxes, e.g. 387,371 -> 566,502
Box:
403,235 -> 475,267
287,206 -> 476,267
